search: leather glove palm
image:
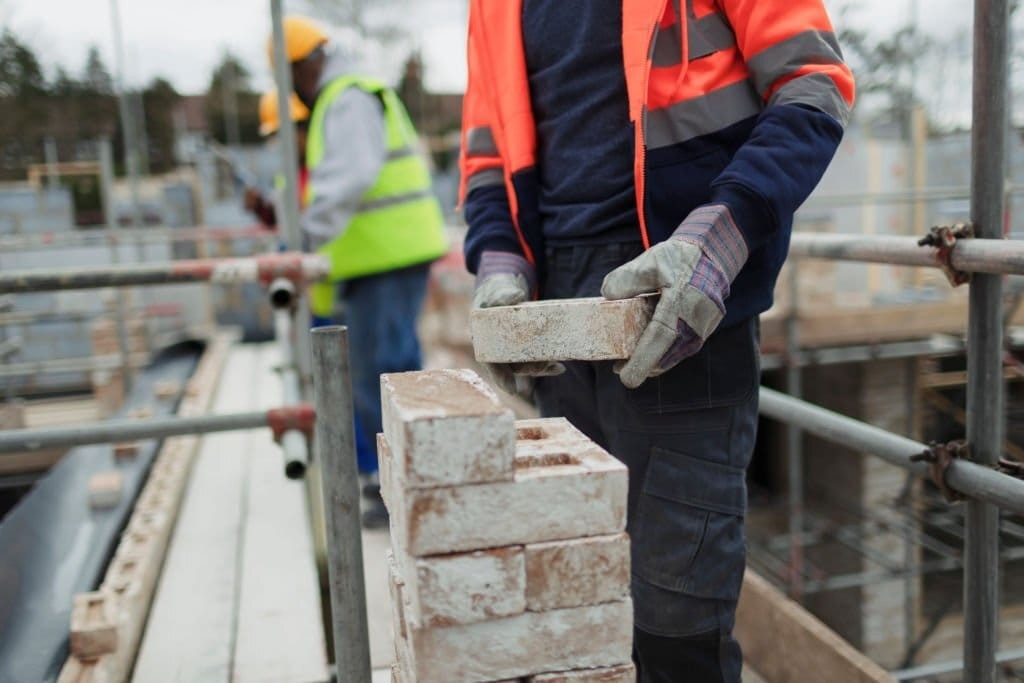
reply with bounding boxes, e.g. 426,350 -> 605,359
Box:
472,251 -> 564,395
601,204 -> 748,389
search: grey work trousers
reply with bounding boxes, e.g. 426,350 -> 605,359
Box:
534,242 -> 759,683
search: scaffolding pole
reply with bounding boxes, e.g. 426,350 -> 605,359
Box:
269,0 -> 315,397
788,232 -> 1024,276
758,388 -> 1024,516
786,266 -> 804,598
310,326 -> 372,680
0,353 -> 147,380
0,253 -> 329,294
274,307 -> 310,479
0,406 -> 314,454
965,0 -> 1009,678
0,224 -> 275,251
98,135 -> 136,393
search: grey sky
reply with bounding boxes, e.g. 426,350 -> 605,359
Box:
0,0 -> 975,96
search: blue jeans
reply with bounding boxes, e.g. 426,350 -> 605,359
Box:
336,264 -> 430,474
535,243 -> 758,683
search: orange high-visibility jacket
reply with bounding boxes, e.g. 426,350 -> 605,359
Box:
459,0 -> 855,318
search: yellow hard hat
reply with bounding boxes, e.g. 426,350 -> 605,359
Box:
258,89 -> 310,137
267,15 -> 328,65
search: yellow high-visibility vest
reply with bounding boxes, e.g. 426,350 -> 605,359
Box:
305,74 -> 448,317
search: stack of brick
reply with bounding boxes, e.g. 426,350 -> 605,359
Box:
380,369 -> 635,682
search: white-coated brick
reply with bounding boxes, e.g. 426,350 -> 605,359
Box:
470,296 -> 654,364
526,534 -> 630,612
381,369 -> 515,488
531,664 -> 637,682
70,592 -> 118,659
397,542 -> 526,628
388,562 -> 631,683
408,602 -> 633,682
88,471 -> 123,509
381,419 -> 627,556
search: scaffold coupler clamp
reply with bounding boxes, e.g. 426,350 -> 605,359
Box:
911,440 -> 968,502
917,223 -> 974,286
266,403 -> 317,445
998,457 -> 1024,481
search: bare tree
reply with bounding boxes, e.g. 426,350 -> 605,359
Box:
298,0 -> 410,43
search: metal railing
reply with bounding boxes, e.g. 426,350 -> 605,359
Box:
0,253 -> 329,294
0,406 -> 314,454
762,3 -> 1015,677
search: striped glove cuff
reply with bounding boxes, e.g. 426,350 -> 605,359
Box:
476,250 -> 537,295
672,204 -> 749,283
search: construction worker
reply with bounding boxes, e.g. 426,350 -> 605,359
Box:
270,16 -> 448,526
244,89 -> 310,228
461,2 -> 854,681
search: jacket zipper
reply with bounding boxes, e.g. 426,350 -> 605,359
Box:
637,5 -> 665,250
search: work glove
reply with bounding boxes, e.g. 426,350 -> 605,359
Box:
472,251 -> 564,396
601,204 -> 748,389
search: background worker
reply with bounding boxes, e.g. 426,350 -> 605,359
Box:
244,89 -> 310,229
461,1 -> 854,680
270,16 -> 448,526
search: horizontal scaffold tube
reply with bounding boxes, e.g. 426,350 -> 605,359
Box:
0,253 -> 330,294
788,233 -> 1024,276
759,387 -> 1024,515
0,404 -> 315,454
0,224 -> 276,251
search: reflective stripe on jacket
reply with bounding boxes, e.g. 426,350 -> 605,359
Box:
307,75 -> 448,317
458,0 -> 855,316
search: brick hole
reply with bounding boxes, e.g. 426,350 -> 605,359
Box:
515,452 -> 579,468
516,426 -> 548,441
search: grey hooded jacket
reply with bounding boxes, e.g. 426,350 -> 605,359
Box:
302,49 -> 388,250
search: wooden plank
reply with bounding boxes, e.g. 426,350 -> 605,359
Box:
736,571 -> 895,683
232,345 -> 328,682
0,449 -> 64,476
760,295 -> 1024,351
130,345 -> 257,682
56,331 -> 235,683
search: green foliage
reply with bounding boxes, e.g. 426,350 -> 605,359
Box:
0,31 -> 192,179
204,52 -> 262,145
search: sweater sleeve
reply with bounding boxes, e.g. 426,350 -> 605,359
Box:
708,0 -> 855,251
458,0 -> 525,275
302,88 -> 387,249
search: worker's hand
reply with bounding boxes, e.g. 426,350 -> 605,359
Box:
243,187 -> 264,212
601,204 -> 748,389
472,251 -> 564,396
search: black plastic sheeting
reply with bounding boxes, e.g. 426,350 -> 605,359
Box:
0,342 -> 202,683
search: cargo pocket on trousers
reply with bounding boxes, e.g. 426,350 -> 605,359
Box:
631,447 -> 746,602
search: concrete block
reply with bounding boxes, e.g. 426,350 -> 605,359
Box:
381,418 -> 627,557
525,534 -> 630,612
470,295 -> 654,364
531,664 -> 637,682
88,471 -> 123,509
381,369 -> 515,488
70,592 -> 118,659
399,543 -> 526,628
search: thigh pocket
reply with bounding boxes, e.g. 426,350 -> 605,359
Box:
631,447 -> 746,601
626,318 -> 758,414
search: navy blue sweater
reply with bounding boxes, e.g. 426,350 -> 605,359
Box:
522,0 -> 639,245
463,3 -> 845,326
